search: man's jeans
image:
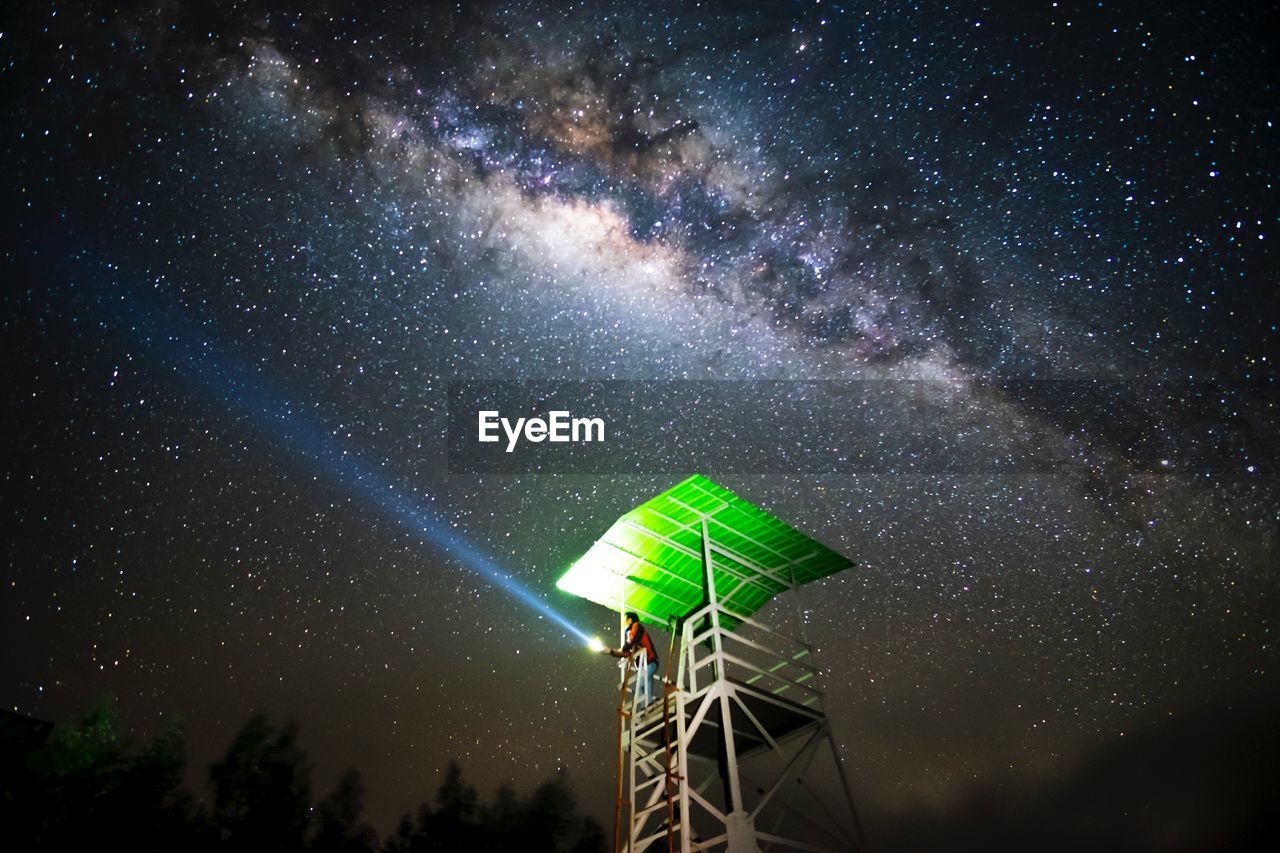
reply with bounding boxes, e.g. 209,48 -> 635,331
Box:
635,660 -> 659,708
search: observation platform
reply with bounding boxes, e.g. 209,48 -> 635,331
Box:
631,677 -> 822,761
555,474 -> 865,853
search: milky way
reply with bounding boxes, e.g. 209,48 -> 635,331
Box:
2,1 -> 1276,848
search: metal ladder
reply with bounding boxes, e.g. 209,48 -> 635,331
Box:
612,636 -> 685,852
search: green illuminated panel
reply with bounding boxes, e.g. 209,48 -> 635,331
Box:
555,475 -> 853,627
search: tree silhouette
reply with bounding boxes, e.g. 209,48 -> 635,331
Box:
482,781 -> 524,850
381,813 -> 415,853
209,714 -> 312,853
523,771 -> 581,853
313,769 -> 379,853
1,701 -> 606,852
14,698 -> 194,852
419,761 -> 482,851
383,762 -> 607,853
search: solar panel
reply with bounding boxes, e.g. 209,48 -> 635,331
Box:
555,474 -> 853,627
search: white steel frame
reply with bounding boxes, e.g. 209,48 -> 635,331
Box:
615,519 -> 864,853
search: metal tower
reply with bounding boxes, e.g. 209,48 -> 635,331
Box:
557,475 -> 865,853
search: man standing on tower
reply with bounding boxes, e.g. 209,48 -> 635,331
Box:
601,611 -> 660,709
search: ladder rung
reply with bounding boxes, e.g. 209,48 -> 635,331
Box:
634,768 -> 680,785
635,799 -> 672,819
634,737 -> 675,758
637,826 -> 683,847
634,774 -> 665,793
635,722 -> 670,740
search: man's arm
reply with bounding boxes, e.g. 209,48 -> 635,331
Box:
603,624 -> 639,658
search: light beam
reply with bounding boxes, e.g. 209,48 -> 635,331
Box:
102,285 -> 591,645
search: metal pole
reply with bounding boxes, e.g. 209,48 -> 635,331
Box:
613,653 -> 632,853
675,686 -> 691,853
703,518 -> 746,830
629,651 -> 641,853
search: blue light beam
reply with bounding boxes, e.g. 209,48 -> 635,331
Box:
101,285 -> 591,645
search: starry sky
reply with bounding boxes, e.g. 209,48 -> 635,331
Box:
2,0 -> 1277,848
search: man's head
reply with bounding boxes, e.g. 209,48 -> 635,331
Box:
624,611 -> 639,627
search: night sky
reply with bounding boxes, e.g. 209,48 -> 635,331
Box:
2,0 -> 1277,849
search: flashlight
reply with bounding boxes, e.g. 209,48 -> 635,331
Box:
588,637 -> 605,653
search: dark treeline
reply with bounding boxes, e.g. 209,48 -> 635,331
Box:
0,702 -> 606,853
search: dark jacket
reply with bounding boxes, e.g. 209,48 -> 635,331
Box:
621,621 -> 659,669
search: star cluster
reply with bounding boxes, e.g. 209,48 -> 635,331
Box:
2,0 -> 1276,846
